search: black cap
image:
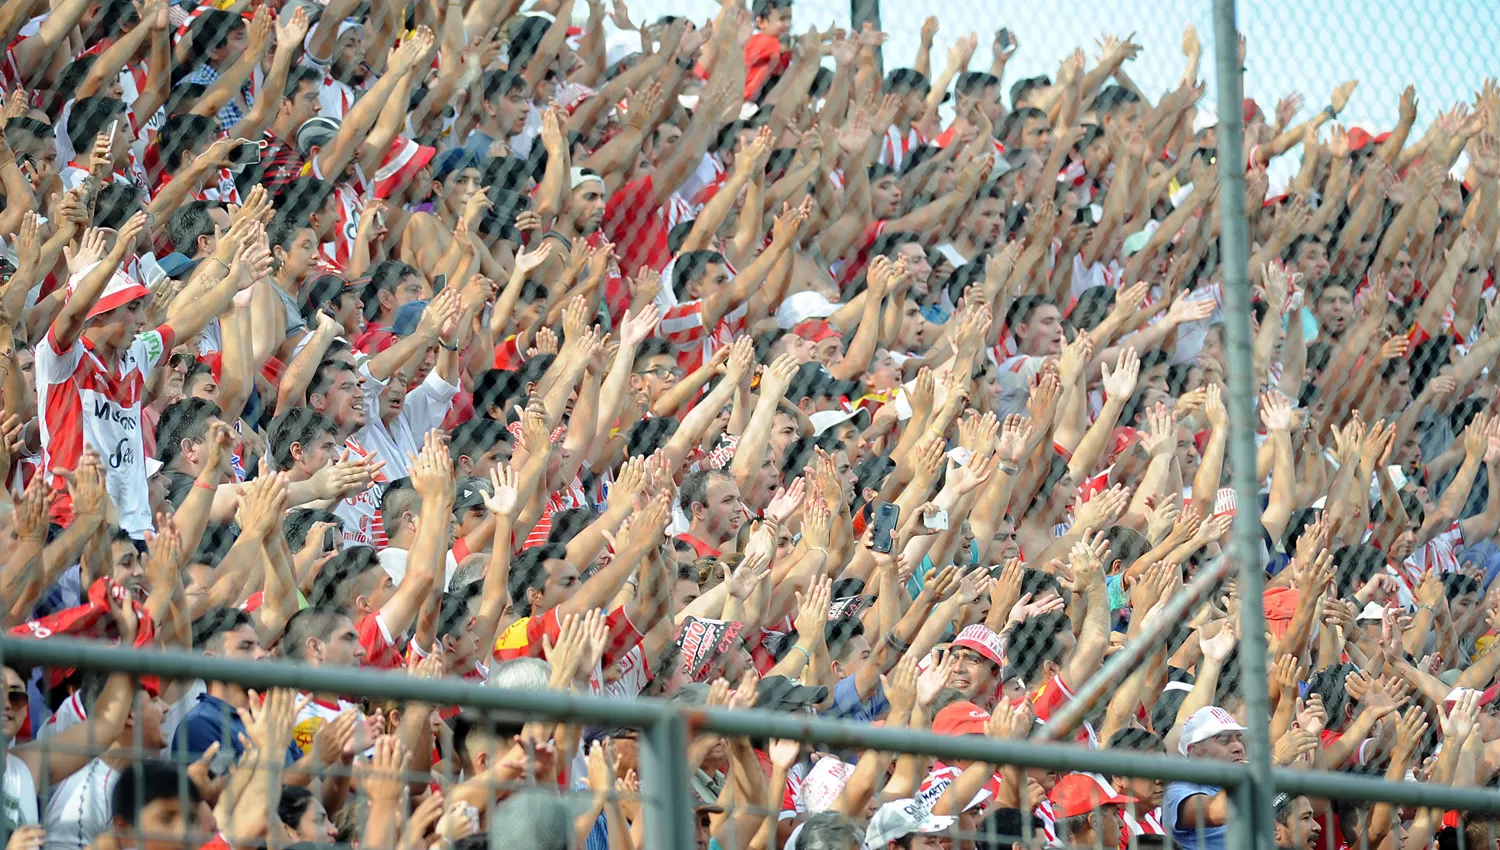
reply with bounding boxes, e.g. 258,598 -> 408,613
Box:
755,674 -> 829,712
454,476 -> 492,512
785,362 -> 859,404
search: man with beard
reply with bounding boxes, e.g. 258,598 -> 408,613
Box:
675,469 -> 743,558
1272,795 -> 1323,850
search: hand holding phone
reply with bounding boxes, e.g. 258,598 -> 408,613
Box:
871,502 -> 900,554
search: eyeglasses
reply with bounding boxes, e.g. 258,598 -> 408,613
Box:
6,688 -> 26,709
635,366 -> 684,380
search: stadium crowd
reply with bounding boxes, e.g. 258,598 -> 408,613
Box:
1,0 -> 1499,848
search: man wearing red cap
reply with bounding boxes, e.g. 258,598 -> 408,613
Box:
1048,773 -> 1134,850
37,212 -> 253,536
946,624 -> 1007,710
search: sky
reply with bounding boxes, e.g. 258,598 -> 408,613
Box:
615,0 -> 1497,183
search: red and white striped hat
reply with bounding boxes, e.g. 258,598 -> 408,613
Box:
372,136 -> 436,200
69,263 -> 149,320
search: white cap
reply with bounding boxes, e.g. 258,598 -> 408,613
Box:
800,758 -> 855,813
863,799 -> 956,850
776,291 -> 840,328
1192,108 -> 1219,134
1178,706 -> 1247,755
809,408 -> 869,436
605,30 -> 642,67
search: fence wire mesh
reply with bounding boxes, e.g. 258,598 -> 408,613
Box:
3,0 -> 1500,849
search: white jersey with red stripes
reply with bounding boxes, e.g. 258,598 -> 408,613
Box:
658,298 -> 748,374
880,124 -> 928,169
37,324 -> 174,535
333,436 -> 390,548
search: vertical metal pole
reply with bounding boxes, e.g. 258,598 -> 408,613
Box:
643,709 -> 697,850
849,0 -> 883,77
1211,1 -> 1274,850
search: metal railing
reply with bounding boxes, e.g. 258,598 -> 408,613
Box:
6,633 -> 1500,850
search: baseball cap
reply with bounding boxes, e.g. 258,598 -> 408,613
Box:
296,116 -> 341,155
70,264 -> 149,320
392,300 -> 429,336
755,674 -> 828,712
809,408 -> 870,437
432,147 -> 482,184
1177,706 -> 1247,755
1444,684 -> 1500,711
1192,108 -> 1219,134
793,318 -> 842,343
951,624 -> 1005,668
454,477 -> 493,513
932,700 -> 991,737
863,799 -> 956,850
1048,773 -> 1136,819
156,252 -> 201,280
373,136 -> 437,200
776,291 -> 840,328
786,362 -> 859,404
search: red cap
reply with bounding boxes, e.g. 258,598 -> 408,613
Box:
1049,773 -> 1136,819
932,701 -> 991,736
373,136 -> 437,200
1243,98 -> 1262,123
794,319 -> 842,343
1347,128 -> 1392,152
1105,427 -> 1139,465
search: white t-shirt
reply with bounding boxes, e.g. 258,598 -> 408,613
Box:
3,753 -> 39,827
355,363 -> 461,480
43,759 -> 118,850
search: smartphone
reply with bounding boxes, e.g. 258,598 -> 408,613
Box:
106,119 -> 118,149
226,139 -> 262,171
997,28 -> 1014,53
432,273 -> 448,292
924,508 -> 949,531
871,502 -> 900,554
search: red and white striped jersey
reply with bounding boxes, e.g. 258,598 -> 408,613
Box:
880,124 -> 928,169
333,436 -> 390,548
1405,520 -> 1465,576
37,324 -> 175,535
310,158 -> 366,272
915,762 -> 1004,812
658,298 -> 748,374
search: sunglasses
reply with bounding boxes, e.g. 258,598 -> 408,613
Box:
6,688 -> 26,709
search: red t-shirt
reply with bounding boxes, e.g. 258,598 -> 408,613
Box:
743,33 -> 790,100
357,611 -> 403,670
602,175 -> 671,279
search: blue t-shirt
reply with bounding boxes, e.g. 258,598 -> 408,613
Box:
172,693 -> 301,771
1162,781 -> 1227,850
822,675 -> 890,724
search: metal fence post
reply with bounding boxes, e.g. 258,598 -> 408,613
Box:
643,708 -> 697,850
1211,1 -> 1275,849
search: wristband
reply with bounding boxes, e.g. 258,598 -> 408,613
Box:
998,461 -> 1020,475
210,257 -> 231,274
674,55 -> 695,71
789,644 -> 812,664
883,631 -> 910,654
1323,104 -> 1338,119
193,480 -> 215,491
439,340 -> 460,352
